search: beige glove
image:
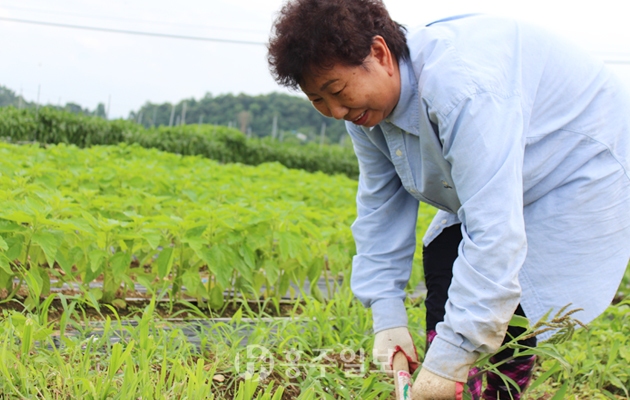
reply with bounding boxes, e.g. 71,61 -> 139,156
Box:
373,327 -> 419,376
411,368 -> 464,400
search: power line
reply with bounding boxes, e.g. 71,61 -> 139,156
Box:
1,16 -> 628,64
0,16 -> 267,46
0,4 -> 268,35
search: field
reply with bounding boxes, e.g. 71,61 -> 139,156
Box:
0,140 -> 628,399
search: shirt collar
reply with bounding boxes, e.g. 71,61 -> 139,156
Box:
378,57 -> 420,136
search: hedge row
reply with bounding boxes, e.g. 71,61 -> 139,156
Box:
0,107 -> 359,178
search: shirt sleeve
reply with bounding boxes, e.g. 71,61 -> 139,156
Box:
345,123 -> 420,334
422,92 -> 527,382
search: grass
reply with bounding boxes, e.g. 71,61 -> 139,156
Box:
0,270 -> 628,399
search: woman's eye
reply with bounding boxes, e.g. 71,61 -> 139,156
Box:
332,89 -> 343,96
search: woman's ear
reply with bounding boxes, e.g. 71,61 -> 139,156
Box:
371,35 -> 396,75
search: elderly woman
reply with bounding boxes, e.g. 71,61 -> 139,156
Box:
267,1 -> 630,399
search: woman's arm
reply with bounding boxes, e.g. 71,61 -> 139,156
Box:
346,122 -> 420,333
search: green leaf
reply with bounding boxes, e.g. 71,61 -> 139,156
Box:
5,236 -> 23,261
111,299 -> 127,310
0,235 -> 8,251
156,247 -> 174,279
181,270 -> 204,297
310,283 -> 325,303
31,230 -> 63,267
263,259 -> 279,284
55,250 -> 73,276
0,210 -> 34,224
0,254 -> 12,275
24,267 -> 43,298
307,260 -> 322,285
508,314 -> 530,329
38,265 -> 51,296
89,249 -> 106,273
110,251 -> 131,276
239,243 -> 256,270
0,267 -> 12,291
0,220 -> 26,233
528,361 -> 560,392
550,381 -> 569,400
208,285 -> 224,309
86,288 -> 103,308
198,245 -> 231,289
182,225 -> 206,250
142,232 -> 161,250
57,218 -> 96,235
278,232 -> 301,261
184,225 -> 206,240
278,272 -> 290,298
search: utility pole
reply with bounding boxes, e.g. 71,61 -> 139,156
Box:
35,84 -> 41,117
181,102 -> 187,125
18,87 -> 23,109
271,114 -> 278,140
319,122 -> 326,146
137,111 -> 143,125
34,84 -> 41,142
106,95 -> 111,120
175,115 -> 180,126
169,104 -> 175,127
152,106 -> 157,127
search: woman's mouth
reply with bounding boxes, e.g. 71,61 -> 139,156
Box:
352,111 -> 368,125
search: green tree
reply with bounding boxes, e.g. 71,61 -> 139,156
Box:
131,92 -> 349,144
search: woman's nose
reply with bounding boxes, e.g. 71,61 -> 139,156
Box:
328,100 -> 349,120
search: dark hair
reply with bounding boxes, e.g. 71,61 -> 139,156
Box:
267,0 -> 409,90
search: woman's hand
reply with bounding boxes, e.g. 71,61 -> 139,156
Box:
372,327 -> 420,376
411,368 -> 464,400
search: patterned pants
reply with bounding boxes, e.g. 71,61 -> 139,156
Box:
423,224 -> 537,399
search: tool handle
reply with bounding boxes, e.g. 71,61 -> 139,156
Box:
393,352 -> 412,400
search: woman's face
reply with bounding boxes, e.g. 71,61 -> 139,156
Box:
300,36 -> 401,128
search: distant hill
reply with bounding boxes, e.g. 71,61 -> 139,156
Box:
0,85 -> 107,118
1,85 -> 349,145
130,92 -> 348,145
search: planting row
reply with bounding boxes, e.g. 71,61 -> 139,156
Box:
0,142 -> 434,309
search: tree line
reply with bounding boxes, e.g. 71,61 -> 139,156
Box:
1,85 -> 349,145
0,85 -> 108,118
129,92 -> 348,145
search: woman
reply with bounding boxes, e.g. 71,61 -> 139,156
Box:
267,1 -> 630,399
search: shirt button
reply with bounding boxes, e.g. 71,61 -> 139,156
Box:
396,149 -> 402,157
441,219 -> 447,224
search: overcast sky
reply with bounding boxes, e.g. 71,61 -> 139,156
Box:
1,0 -> 629,118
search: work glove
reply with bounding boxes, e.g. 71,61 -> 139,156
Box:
411,368 -> 465,400
373,327 -> 420,376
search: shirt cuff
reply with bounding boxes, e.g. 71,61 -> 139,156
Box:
422,336 -> 480,382
371,298 -> 408,333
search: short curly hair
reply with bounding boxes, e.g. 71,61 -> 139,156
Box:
267,0 -> 409,90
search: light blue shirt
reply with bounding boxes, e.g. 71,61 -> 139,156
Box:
347,15 -> 630,381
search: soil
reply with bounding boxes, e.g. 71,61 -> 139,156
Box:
0,286 -> 302,323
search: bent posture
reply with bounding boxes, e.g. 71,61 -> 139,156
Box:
268,1 -> 630,398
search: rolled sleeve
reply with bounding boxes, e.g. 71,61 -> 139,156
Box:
346,123 -> 419,333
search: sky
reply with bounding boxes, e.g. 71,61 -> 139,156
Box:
1,0 -> 629,119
